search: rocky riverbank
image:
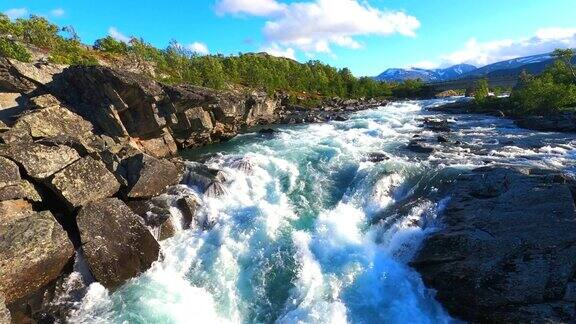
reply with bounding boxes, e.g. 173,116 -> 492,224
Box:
412,167 -> 576,322
0,56 -> 386,322
430,99 -> 576,133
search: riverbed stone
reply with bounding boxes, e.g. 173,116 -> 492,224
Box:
50,156 -> 120,209
0,210 -> 74,305
0,143 -> 79,179
76,198 -> 160,289
412,167 -> 576,322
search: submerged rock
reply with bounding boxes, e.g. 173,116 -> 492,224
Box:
412,167 -> 576,322
76,198 -> 160,290
0,210 -> 74,306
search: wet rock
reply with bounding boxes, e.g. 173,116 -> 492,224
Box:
363,152 -> 390,163
122,153 -> 183,199
76,198 -> 160,290
437,135 -> 449,143
406,140 -> 435,154
0,210 -> 74,306
229,157 -> 255,174
176,196 -> 200,230
0,142 -> 79,179
421,117 -> 451,132
412,167 -> 576,323
183,162 -> 227,193
515,114 -> 576,133
50,156 -> 120,209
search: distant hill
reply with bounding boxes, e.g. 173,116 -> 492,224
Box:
374,64 -> 477,82
376,51 -> 575,84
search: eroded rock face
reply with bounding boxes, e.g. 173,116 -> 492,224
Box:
0,210 -> 74,305
412,167 -> 576,322
76,198 -> 160,290
50,156 -> 120,209
122,153 -> 183,199
0,142 -> 79,179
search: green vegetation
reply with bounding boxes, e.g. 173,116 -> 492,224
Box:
471,49 -> 576,116
473,78 -> 490,104
0,14 -> 432,105
0,37 -> 31,62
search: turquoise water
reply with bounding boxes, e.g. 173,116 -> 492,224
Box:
68,99 -> 576,323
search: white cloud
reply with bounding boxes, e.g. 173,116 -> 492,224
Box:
50,8 -> 65,17
215,0 -> 286,16
217,0 -> 419,55
108,27 -> 131,43
187,42 -> 210,55
439,27 -> 576,67
408,60 -> 439,70
4,8 -> 28,20
260,43 -> 296,60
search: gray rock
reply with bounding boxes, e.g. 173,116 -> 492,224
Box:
50,156 -> 120,209
122,153 -> 183,199
0,180 -> 42,203
0,210 -> 74,305
412,167 -> 576,322
0,156 -> 20,188
176,196 -> 200,230
0,292 -> 9,324
76,198 -> 160,290
0,143 -> 79,179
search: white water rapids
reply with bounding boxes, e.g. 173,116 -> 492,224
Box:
65,99 -> 576,323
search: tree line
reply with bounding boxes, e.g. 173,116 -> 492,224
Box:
0,14 -> 431,104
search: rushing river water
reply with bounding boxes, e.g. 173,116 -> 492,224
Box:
68,99 -> 576,323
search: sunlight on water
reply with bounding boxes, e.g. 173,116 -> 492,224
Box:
68,99 -> 576,324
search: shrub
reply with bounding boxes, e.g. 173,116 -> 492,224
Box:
94,36 -> 128,55
0,38 -> 31,62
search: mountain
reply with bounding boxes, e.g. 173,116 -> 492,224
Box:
459,53 -> 553,78
374,64 -> 477,82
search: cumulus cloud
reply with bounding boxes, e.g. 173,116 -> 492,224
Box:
439,27 -> 576,67
408,60 -> 439,70
187,42 -> 210,55
260,43 -> 296,59
217,0 -> 419,55
4,8 -> 28,20
215,0 -> 286,16
108,27 -> 131,43
50,8 -> 65,17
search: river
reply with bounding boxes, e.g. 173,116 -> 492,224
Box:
67,99 -> 576,323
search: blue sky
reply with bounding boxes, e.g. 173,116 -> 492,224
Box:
2,0 -> 576,76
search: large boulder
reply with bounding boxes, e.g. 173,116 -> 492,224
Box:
76,198 -> 160,289
50,156 -> 120,209
0,58 -> 37,93
412,167 -> 576,322
0,210 -> 75,306
121,153 -> 183,199
0,143 -> 79,179
0,180 -> 41,203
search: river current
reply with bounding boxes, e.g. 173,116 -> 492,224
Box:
67,99 -> 576,323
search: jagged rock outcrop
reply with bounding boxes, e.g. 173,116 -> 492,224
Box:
76,198 -> 160,290
0,210 -> 74,305
412,167 -> 576,322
